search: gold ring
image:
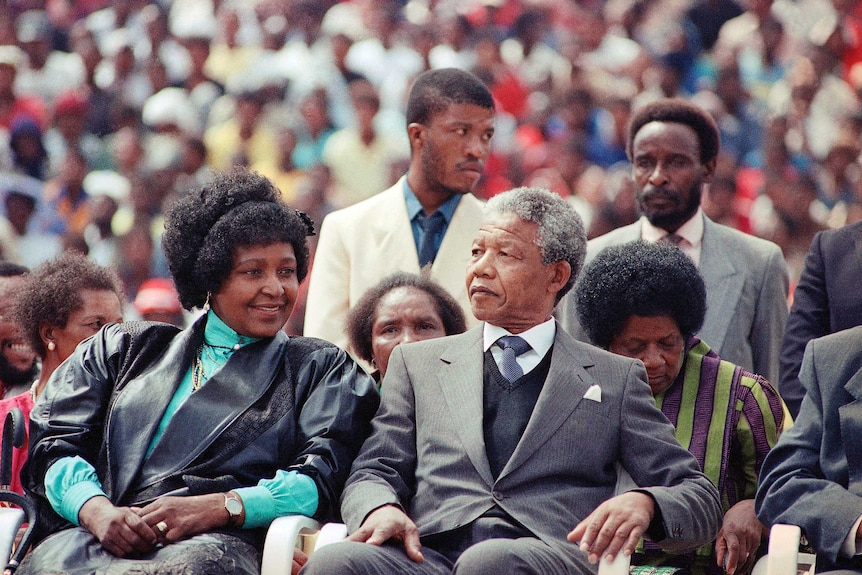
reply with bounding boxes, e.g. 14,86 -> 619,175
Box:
155,521 -> 168,535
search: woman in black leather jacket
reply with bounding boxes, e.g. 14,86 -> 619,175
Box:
18,168 -> 380,575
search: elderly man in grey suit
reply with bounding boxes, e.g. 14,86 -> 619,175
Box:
301,187 -> 722,575
560,98 -> 788,384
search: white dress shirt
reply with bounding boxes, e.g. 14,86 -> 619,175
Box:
641,207 -> 705,267
483,318 -> 556,377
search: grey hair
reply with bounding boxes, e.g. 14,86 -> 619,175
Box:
485,187 -> 586,303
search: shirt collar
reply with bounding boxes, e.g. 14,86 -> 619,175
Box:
204,309 -> 262,351
403,178 -> 462,223
483,317 -> 556,357
641,207 -> 704,247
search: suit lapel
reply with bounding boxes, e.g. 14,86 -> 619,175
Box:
433,194 -> 482,291
698,217 -> 741,352
372,181 -> 421,273
108,323 -> 200,499
498,326 -> 595,480
841,367 -> 862,492
438,326 -> 494,485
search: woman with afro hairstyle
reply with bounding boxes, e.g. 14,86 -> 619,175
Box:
18,168 -> 379,575
575,240 -> 788,575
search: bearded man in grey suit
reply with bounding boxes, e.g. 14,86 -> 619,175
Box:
301,187 -> 722,575
560,98 -> 788,384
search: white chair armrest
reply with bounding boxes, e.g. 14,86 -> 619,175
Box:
598,551 -> 631,575
765,524 -> 801,575
313,522 -> 348,551
261,515 -> 321,575
0,506 -> 24,569
752,524 -> 815,575
0,507 -> 24,567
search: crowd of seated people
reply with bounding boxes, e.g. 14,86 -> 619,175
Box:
0,0 -> 859,325
0,0 -> 859,572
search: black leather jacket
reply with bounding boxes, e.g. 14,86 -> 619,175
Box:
24,317 -> 379,546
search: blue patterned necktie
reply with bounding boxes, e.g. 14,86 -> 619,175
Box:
417,211 -> 446,267
496,336 -> 532,382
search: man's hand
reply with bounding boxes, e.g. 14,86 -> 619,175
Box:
715,499 -> 765,575
78,496 -> 158,557
567,491 -> 655,564
347,504 -> 424,562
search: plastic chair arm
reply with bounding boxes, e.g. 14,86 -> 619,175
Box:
260,515 -> 321,575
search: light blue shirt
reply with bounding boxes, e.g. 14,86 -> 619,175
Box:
403,179 -> 462,258
44,310 -> 319,529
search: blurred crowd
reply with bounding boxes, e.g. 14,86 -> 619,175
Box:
0,0 -> 860,332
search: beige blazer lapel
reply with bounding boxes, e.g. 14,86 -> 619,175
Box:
367,181 -> 422,274
433,194 -> 484,329
498,326 -> 596,480
437,326 -> 494,486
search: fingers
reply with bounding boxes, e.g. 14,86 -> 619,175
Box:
365,525 -> 396,546
97,509 -> 158,557
718,529 -> 761,575
569,508 -> 605,559
292,549 -> 309,575
722,530 -> 740,575
402,526 -> 424,563
347,525 -> 375,543
569,494 -> 653,565
588,515 -> 646,564
128,513 -> 159,546
715,530 -> 727,570
345,513 -> 424,563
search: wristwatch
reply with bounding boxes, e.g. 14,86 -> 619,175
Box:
224,492 -> 243,527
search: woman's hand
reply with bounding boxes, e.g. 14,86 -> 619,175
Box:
78,496 -> 158,557
715,499 -> 766,575
137,494 -> 231,545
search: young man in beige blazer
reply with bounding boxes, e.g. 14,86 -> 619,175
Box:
303,68 -> 494,360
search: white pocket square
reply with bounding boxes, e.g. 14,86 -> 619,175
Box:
583,384 -> 602,402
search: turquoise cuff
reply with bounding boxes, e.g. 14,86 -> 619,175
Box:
235,471 -> 319,529
45,456 -> 106,525
58,481 -> 106,526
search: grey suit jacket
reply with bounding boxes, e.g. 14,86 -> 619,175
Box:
341,323 -> 722,558
559,214 -> 789,383
304,177 -> 483,353
756,326 -> 862,567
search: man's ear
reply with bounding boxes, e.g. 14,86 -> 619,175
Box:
548,260 -> 572,296
407,123 -> 424,151
702,157 -> 717,183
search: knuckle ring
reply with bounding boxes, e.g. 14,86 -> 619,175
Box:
156,521 -> 168,535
